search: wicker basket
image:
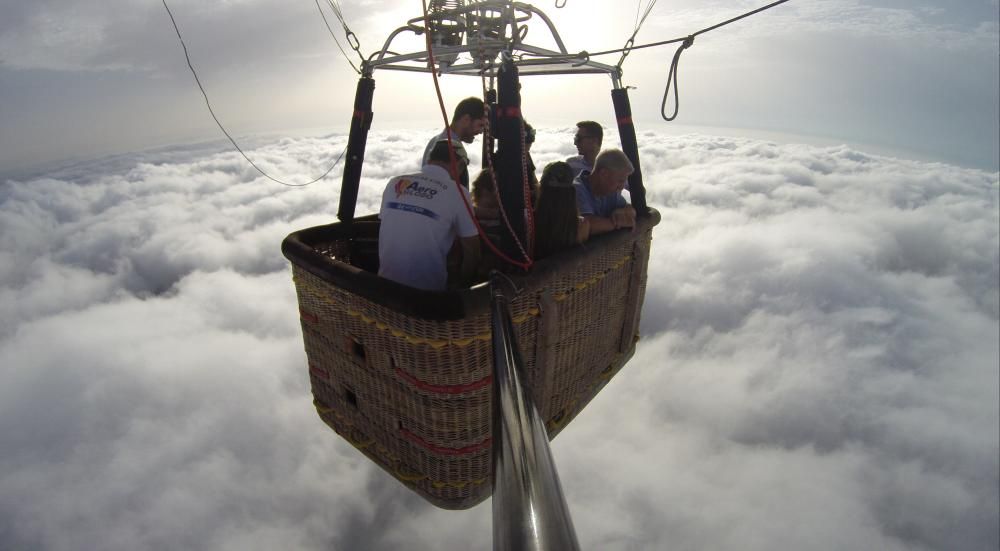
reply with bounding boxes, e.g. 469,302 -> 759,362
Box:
282,210 -> 659,509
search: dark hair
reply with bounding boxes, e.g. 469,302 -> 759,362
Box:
533,161 -> 579,259
427,140 -> 466,165
471,169 -> 494,201
453,97 -> 486,123
575,120 -> 603,142
524,121 -> 535,145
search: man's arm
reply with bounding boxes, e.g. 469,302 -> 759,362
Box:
583,214 -> 617,236
584,206 -> 636,236
458,235 -> 481,285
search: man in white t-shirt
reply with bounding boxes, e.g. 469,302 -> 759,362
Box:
421,97 -> 487,189
380,141 -> 481,291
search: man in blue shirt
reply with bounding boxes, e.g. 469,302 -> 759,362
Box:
573,149 -> 637,236
566,121 -> 602,177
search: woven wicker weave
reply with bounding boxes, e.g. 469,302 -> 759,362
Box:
283,210 -> 659,509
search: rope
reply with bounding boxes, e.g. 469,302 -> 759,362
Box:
161,0 -> 344,187
519,116 -> 535,260
420,0 -> 533,271
588,0 -> 792,58
315,0 -> 359,74
660,36 -> 693,121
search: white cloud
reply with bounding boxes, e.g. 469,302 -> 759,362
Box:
0,128 -> 997,550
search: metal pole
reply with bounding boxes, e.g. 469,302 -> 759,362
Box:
611,87 -> 648,217
494,56 -> 527,261
337,75 -> 376,223
490,274 -> 580,551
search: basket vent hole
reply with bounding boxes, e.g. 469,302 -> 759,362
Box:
345,388 -> 358,409
350,339 -> 366,361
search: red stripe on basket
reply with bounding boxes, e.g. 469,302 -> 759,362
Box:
394,368 -> 491,394
309,364 -> 328,380
399,428 -> 491,456
300,308 -> 318,324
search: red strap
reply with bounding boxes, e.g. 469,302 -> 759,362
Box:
496,106 -> 522,118
617,116 -> 633,125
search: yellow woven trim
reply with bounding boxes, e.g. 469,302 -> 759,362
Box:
545,353 -> 631,431
349,437 -> 374,449
390,458 -> 489,489
302,252 -> 631,347
395,469 -> 427,482
431,477 -> 489,489
553,254 -> 633,301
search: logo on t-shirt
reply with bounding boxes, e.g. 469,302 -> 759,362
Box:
395,178 -> 439,200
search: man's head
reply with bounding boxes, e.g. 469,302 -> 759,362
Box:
427,140 -> 467,182
524,121 -> 536,152
588,149 -> 633,197
573,121 -> 603,159
452,97 -> 487,143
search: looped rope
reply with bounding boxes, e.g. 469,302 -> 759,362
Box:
571,50 -> 590,67
555,0 -> 567,7
660,35 -> 694,121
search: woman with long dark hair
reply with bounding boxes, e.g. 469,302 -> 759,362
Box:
533,161 -> 590,259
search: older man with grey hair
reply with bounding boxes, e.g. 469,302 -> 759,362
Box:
573,149 -> 637,235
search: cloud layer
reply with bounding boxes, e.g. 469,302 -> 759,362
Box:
1,128 -> 997,550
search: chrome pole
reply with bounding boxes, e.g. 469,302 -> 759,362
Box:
490,274 -> 580,551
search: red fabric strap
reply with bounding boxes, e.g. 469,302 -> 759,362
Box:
496,106 -> 522,118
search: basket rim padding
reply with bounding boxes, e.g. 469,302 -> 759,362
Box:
281,209 -> 661,321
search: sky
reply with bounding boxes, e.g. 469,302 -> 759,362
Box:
0,1 -> 999,550
0,0 -> 998,177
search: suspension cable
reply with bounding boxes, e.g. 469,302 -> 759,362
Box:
315,0 -> 360,74
162,0 -> 344,187
420,0 -> 533,271
616,0 -> 658,69
590,0 -> 791,58
326,0 -> 365,65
